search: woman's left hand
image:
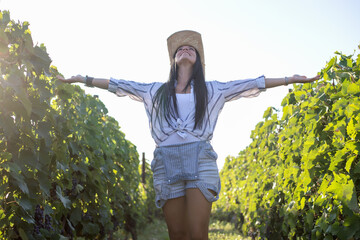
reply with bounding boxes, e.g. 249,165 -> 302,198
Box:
290,74 -> 320,84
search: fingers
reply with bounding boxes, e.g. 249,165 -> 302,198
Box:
306,75 -> 320,82
314,75 -> 321,80
291,74 -> 320,84
56,74 -> 83,84
293,74 -> 306,79
72,75 -> 85,83
56,75 -> 67,82
296,74 -> 321,80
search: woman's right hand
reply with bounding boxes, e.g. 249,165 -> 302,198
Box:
57,75 -> 85,84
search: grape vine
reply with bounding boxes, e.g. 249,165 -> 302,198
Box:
214,46 -> 360,239
0,10 -> 154,239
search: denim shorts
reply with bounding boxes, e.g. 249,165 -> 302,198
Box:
151,141 -> 221,208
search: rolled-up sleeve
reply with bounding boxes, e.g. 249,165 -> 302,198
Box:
215,75 -> 266,102
108,78 -> 155,102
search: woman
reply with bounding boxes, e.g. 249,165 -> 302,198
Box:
58,30 -> 319,240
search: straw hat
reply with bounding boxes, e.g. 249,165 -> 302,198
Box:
167,30 -> 205,71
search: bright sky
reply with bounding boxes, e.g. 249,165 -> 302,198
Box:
2,0 -> 360,169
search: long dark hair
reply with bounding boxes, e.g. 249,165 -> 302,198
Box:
152,49 -> 208,129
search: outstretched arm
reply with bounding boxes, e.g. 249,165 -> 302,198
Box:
265,75 -> 320,88
57,75 -> 109,89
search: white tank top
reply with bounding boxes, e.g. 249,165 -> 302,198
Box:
176,92 -> 193,120
159,88 -> 200,146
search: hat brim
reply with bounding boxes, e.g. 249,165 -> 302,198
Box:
167,30 -> 205,70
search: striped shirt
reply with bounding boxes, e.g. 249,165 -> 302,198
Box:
108,76 -> 266,146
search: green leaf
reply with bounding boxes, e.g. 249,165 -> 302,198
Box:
294,90 -> 307,101
0,10 -> 11,25
345,103 -> 360,119
30,99 -> 47,120
318,174 -> 332,193
329,149 -> 347,171
327,173 -> 359,213
43,204 -> 54,216
82,222 -> 100,235
21,213 -> 35,224
38,171 -> 51,196
19,149 -> 37,169
305,210 -> 314,227
354,163 -> 360,174
346,58 -> 353,68
29,45 -> 52,74
18,228 -> 29,240
340,181 -> 360,213
0,152 -> 12,161
56,186 -> 71,209
0,114 -> 17,139
7,162 -> 29,194
33,75 -> 53,102
345,155 -> 356,173
56,161 -> 69,172
37,121 -> 52,147
39,142 -> 51,166
263,107 -> 273,119
325,56 -> 337,72
67,219 -> 75,231
300,197 -> 306,210
314,193 -> 326,207
347,83 -> 360,94
70,207 -> 82,226
6,70 -> 32,117
281,105 -> 291,120
337,217 -> 359,240
7,161 -> 21,172
326,222 -> 340,235
19,197 -> 32,211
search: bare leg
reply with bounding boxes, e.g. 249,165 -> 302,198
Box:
185,188 -> 214,240
162,196 -> 190,240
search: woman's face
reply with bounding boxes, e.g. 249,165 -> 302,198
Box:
175,45 -> 197,66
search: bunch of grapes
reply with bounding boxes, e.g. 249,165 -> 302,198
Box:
71,178 -> 78,194
33,205 -> 54,235
33,205 -> 44,235
44,214 -> 54,231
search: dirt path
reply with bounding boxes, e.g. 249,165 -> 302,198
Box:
137,219 -> 250,240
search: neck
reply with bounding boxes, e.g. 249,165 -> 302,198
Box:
176,64 -> 193,91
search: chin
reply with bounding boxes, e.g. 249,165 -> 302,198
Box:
177,58 -> 196,65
